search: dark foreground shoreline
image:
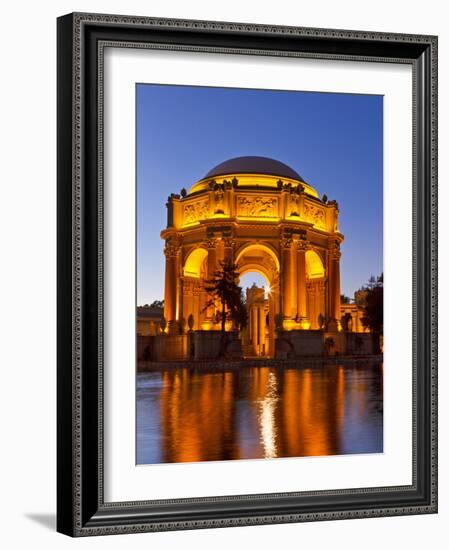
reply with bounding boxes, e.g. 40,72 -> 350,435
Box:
138,354 -> 383,372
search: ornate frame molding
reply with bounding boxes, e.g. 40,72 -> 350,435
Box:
57,12 -> 437,536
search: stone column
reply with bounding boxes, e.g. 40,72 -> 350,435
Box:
281,237 -> 295,325
206,239 -> 217,278
192,283 -> 201,330
297,240 -> 309,327
182,279 -> 192,328
223,237 -> 234,263
258,306 -> 266,355
306,281 -> 316,329
268,293 -> 275,357
163,238 -> 180,334
205,239 -> 218,324
251,305 -> 258,354
328,242 -> 342,332
215,238 -> 225,264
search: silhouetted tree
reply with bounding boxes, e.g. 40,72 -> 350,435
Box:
361,273 -> 383,354
340,294 -> 351,304
187,314 -> 194,332
203,260 -> 247,353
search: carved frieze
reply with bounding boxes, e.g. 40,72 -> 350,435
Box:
288,193 -> 300,217
183,199 -> 209,225
213,188 -> 225,214
303,202 -> 326,228
237,196 -> 278,218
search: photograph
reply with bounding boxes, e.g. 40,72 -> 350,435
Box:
135,84 -> 384,465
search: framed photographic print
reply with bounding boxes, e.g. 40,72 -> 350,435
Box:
57,12 -> 438,536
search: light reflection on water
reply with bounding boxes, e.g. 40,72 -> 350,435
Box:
136,363 -> 383,465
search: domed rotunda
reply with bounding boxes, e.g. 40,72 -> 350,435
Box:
160,156 -> 344,358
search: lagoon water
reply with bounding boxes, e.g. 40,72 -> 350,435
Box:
136,363 -> 383,465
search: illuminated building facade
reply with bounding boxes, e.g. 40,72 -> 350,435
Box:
159,156 -> 345,359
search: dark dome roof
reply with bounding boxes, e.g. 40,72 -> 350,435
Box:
205,156 -> 305,182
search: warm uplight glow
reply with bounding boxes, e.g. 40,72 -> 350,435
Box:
183,248 -> 208,278
299,319 -> 311,330
283,319 -> 296,331
160,157 -> 345,346
305,249 -> 325,279
235,243 -> 280,272
188,173 -> 319,198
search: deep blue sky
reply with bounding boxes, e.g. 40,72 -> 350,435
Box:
137,84 -> 383,305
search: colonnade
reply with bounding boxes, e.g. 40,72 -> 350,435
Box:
163,236 -> 342,337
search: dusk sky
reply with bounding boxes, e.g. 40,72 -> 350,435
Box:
137,84 -> 383,306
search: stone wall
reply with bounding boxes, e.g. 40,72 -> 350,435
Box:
274,330 -> 375,358
192,331 -> 242,361
345,332 -> 373,355
152,334 -> 189,361
139,330 -> 376,362
275,330 -> 324,358
137,335 -> 153,361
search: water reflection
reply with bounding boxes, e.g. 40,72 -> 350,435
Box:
137,363 -> 383,465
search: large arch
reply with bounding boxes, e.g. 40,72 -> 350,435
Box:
239,269 -> 274,358
305,249 -> 326,329
238,263 -> 273,285
235,242 -> 280,272
183,247 -> 208,278
235,246 -> 280,358
305,249 -> 325,279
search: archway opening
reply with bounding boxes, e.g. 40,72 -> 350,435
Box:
239,271 -> 270,297
239,270 -> 273,358
305,249 -> 325,279
305,249 -> 326,329
183,248 -> 208,278
235,243 -> 280,272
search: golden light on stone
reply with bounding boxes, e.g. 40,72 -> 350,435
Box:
299,319 -> 312,330
183,248 -> 208,278
283,319 -> 297,331
157,156 -> 359,359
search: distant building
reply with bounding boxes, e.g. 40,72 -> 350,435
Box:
137,306 -> 164,336
340,302 -> 369,333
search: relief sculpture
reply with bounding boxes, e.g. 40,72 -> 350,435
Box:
237,196 -> 277,218
303,203 -> 325,228
183,199 -> 209,224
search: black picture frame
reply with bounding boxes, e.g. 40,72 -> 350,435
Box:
57,12 -> 438,536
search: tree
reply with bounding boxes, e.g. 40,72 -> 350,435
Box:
203,260 -> 247,339
340,294 -> 351,304
361,273 -> 383,354
149,299 -> 164,309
